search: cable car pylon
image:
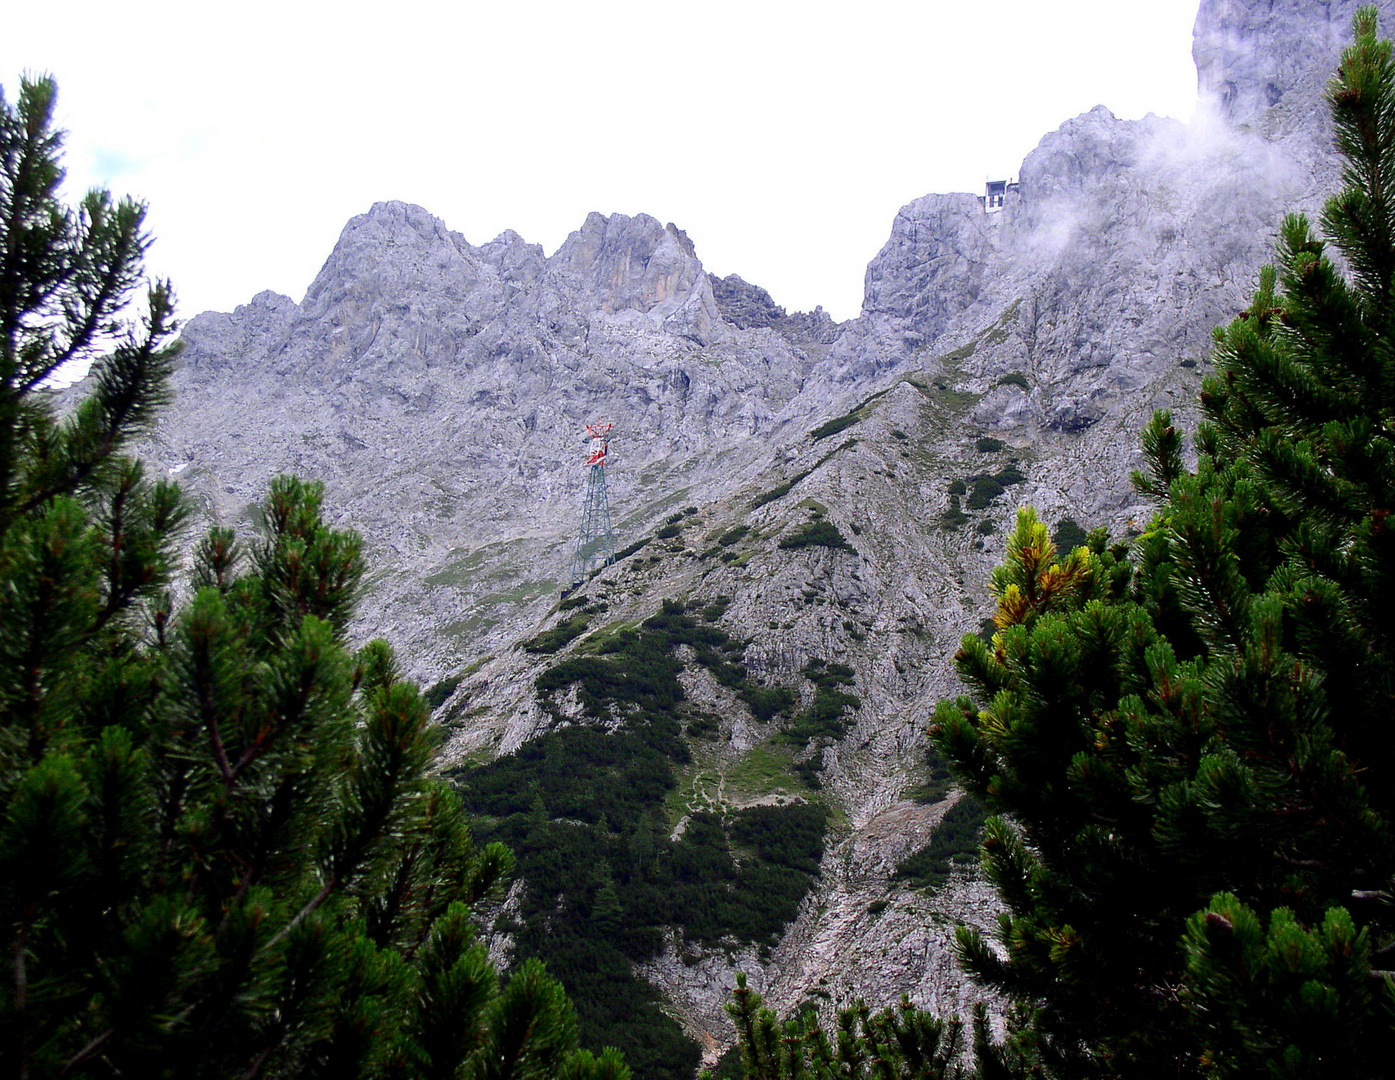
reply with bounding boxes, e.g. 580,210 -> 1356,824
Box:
568,419 -> 616,586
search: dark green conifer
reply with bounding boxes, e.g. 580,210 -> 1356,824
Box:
0,75 -> 624,1080
722,973 -> 973,1080
927,7 -> 1395,1078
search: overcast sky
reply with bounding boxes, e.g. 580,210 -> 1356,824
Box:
4,1 -> 1201,324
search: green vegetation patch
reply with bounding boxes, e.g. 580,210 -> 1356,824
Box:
778,515 -> 855,554
423,548 -> 491,588
966,477 -> 1004,510
810,410 -> 864,441
423,673 -> 464,710
905,747 -> 957,806
781,660 -> 861,749
964,464 -> 1028,510
854,385 -> 896,412
455,718 -> 685,828
975,436 -> 1005,453
751,469 -> 812,509
684,710 -> 722,739
521,613 -> 591,655
1052,516 -> 1089,552
449,599 -> 824,1078
813,437 -> 859,470
700,594 -> 733,622
982,299 -> 1022,345
895,795 -> 988,891
702,525 -> 753,561
724,745 -> 809,799
995,463 -> 1027,486
423,537 -> 536,590
744,685 -> 798,721
612,536 -> 651,561
942,340 -> 977,363
994,371 -> 1030,392
729,803 -> 828,876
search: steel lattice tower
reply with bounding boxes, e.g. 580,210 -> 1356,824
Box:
569,421 -> 616,585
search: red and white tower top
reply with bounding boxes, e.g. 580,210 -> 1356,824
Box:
584,419 -> 613,467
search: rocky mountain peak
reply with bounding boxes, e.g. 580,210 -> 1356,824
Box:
548,210 -> 720,343
1016,106 -> 1182,206
858,191 -> 995,348
298,200 -> 484,323
707,273 -> 841,346
179,289 -> 297,372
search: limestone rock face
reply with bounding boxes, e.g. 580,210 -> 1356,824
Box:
149,198 -> 839,678
708,272 -> 838,346
861,193 -> 997,350
125,0 -> 1395,1062
549,212 -> 721,344
180,290 -> 297,372
1194,0 -> 1374,138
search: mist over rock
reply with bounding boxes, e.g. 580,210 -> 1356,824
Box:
804,0 -> 1395,469
819,99 -> 1314,430
131,0 -> 1395,1064
1194,0 -> 1369,139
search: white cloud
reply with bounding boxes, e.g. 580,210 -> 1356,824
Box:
3,0 -> 1199,322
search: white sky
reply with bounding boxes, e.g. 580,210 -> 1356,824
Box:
4,1 -> 1201,324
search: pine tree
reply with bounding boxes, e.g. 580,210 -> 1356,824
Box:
719,973 -> 979,1080
0,75 -> 626,1080
928,8 -> 1395,1077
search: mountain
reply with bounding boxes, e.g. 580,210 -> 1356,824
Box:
126,0 -> 1393,1071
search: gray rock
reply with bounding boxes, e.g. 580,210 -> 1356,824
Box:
1195,0 -> 1366,139
708,272 -> 839,347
